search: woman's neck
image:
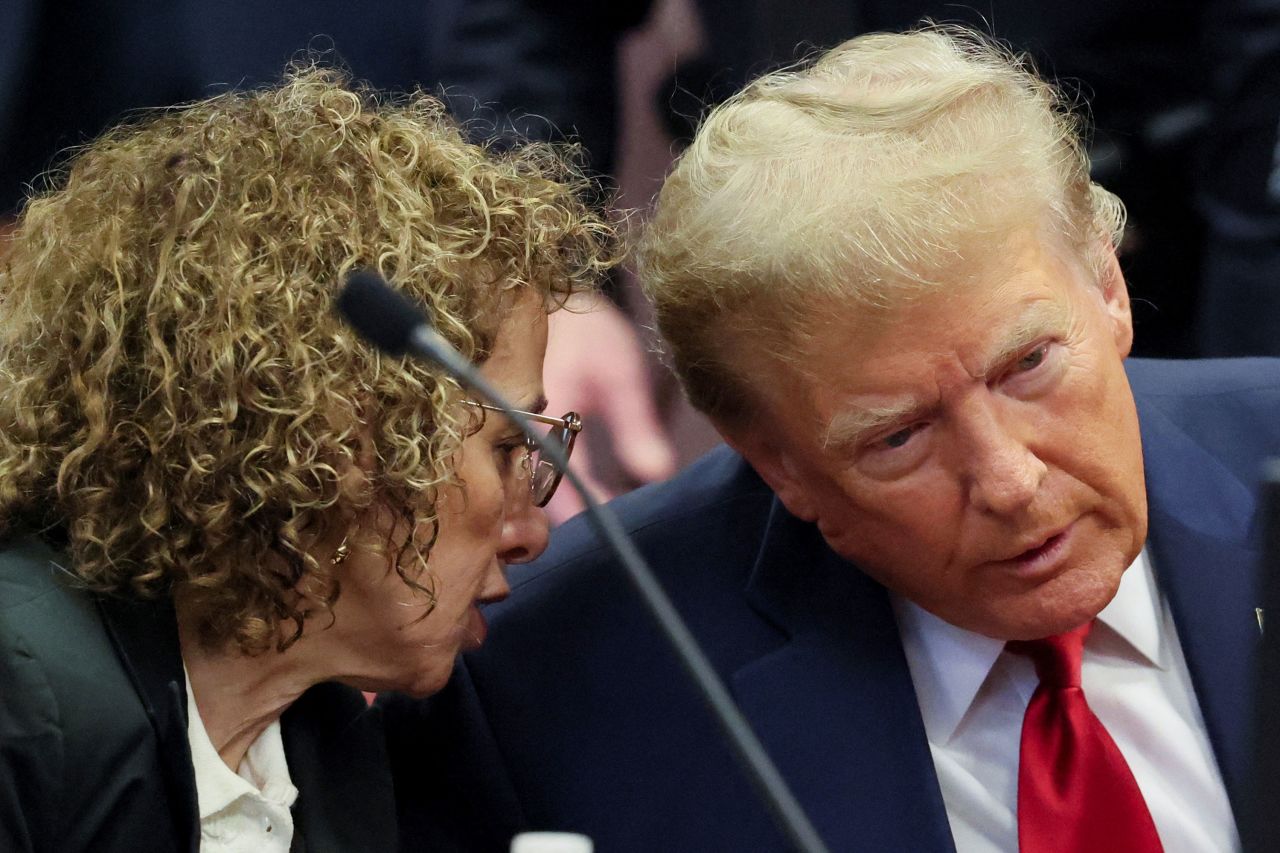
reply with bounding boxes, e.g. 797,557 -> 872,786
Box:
177,617 -> 327,771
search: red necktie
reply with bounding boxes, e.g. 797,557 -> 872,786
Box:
1008,622 -> 1164,853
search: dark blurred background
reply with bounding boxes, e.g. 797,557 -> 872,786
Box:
3,0 -> 1278,482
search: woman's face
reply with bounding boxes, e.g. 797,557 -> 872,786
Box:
329,293 -> 552,697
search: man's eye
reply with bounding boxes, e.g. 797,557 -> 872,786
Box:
882,425 -> 918,449
1014,345 -> 1048,372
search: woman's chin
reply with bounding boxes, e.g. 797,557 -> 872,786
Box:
370,668 -> 450,699
341,656 -> 454,698
398,676 -> 449,699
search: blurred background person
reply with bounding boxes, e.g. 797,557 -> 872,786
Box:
0,68 -> 611,851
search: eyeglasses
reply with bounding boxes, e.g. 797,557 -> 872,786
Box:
469,402 -> 583,507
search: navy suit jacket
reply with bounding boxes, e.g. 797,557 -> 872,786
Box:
385,358 -> 1280,851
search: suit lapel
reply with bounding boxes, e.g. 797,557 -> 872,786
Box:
97,597 -> 397,852
96,591 -> 200,852
1137,396 -> 1262,817
733,498 -> 957,852
282,682 -> 398,852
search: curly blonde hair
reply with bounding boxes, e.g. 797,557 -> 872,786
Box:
640,26 -> 1126,424
0,67 -> 613,653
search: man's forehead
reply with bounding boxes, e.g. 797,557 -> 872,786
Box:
735,228 -> 1092,434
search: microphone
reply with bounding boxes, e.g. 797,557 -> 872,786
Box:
336,269 -> 830,853
337,268 -> 486,390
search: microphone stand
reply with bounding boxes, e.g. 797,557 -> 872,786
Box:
1244,457 -> 1280,852
340,274 -> 830,853
406,322 -> 831,853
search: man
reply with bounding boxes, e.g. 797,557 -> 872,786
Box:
386,27 -> 1280,851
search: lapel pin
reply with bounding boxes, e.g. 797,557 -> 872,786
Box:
1257,608 -> 1265,635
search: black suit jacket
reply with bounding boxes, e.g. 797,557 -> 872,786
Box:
0,534 -> 397,852
386,358 -> 1280,851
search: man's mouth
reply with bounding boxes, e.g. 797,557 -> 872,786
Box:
1008,524 -> 1074,575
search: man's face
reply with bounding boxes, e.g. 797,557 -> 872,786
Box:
727,232 -> 1147,640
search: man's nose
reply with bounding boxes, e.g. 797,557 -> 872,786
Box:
497,489 -> 552,565
963,404 -> 1047,515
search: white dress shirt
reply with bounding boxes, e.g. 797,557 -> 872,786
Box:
893,549 -> 1240,852
185,671 -> 298,853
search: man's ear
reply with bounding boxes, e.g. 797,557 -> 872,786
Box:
1097,246 -> 1133,358
720,424 -> 820,523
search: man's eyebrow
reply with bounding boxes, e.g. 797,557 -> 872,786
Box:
822,400 -> 924,451
982,299 -> 1071,376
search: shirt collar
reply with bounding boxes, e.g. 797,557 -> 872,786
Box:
184,668 -> 298,820
1096,546 -> 1167,671
892,546 -> 1166,745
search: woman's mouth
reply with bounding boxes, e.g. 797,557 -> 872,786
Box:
460,605 -> 488,651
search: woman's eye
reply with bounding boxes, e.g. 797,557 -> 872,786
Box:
494,439 -> 525,467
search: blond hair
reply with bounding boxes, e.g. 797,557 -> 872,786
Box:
640,26 -> 1125,424
0,67 -> 613,653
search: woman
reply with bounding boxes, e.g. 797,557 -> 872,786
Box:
0,68 -> 611,852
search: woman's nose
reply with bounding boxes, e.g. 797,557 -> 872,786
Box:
498,490 -> 551,564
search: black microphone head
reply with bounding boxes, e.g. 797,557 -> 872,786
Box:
336,268 -> 429,356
